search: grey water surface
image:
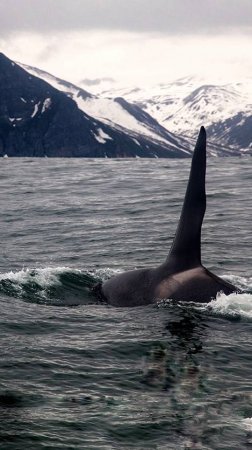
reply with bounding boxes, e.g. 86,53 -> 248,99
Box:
0,157 -> 251,450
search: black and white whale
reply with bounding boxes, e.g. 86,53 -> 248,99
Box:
97,127 -> 239,307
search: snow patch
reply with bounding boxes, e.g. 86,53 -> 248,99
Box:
31,102 -> 40,118
97,128 -> 113,141
76,96 -> 170,144
9,117 -> 22,123
93,128 -> 113,144
41,98 -> 52,114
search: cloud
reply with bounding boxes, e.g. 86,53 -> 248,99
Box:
1,0 -> 252,36
3,30 -> 251,89
1,0 -> 251,90
81,77 -> 116,86
38,44 -> 60,62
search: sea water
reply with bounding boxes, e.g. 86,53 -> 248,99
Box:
0,157 -> 251,449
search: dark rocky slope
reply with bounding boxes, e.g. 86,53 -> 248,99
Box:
0,53 -> 191,157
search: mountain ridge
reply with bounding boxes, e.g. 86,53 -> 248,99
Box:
0,53 -> 192,157
17,59 -> 243,157
0,53 -> 249,157
97,76 -> 252,153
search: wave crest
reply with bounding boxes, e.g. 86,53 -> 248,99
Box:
0,267 -> 118,306
0,268 -> 250,315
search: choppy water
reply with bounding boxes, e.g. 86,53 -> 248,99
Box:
0,157 -> 251,450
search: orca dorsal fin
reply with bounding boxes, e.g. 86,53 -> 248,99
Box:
167,126 -> 206,271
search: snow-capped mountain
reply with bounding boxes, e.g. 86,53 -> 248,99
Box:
19,62 -> 192,157
0,53 -> 146,157
2,52 -> 249,157
19,63 -> 242,157
0,53 -> 195,158
97,76 -> 252,153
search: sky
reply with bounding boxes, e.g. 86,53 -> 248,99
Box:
1,0 -> 252,90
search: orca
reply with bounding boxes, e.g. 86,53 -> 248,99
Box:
97,127 -> 240,307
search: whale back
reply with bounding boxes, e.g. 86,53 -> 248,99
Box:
167,126 -> 206,271
100,126 -> 240,307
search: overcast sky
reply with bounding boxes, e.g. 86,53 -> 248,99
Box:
1,0 -> 252,89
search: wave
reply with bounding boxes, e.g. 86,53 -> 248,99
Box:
0,268 -> 251,316
157,274 -> 252,320
198,274 -> 252,320
203,292 -> 252,320
158,292 -> 252,320
222,274 -> 252,293
0,266 -> 119,306
241,418 -> 252,432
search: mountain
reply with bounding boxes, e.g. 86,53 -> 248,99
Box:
18,62 -> 241,157
19,61 -> 192,157
0,52 -> 193,158
1,53 -> 249,157
98,76 -> 252,154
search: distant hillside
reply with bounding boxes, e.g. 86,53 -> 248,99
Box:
100,76 -> 252,154
0,53 -> 192,158
18,61 -> 243,157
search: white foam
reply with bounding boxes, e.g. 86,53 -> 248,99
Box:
0,267 -> 76,288
0,266 -> 120,289
206,292 -> 252,319
87,267 -> 122,281
241,418 -> 252,431
223,274 -> 252,292
157,275 -> 252,319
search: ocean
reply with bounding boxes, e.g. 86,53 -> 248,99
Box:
0,157 -> 251,449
